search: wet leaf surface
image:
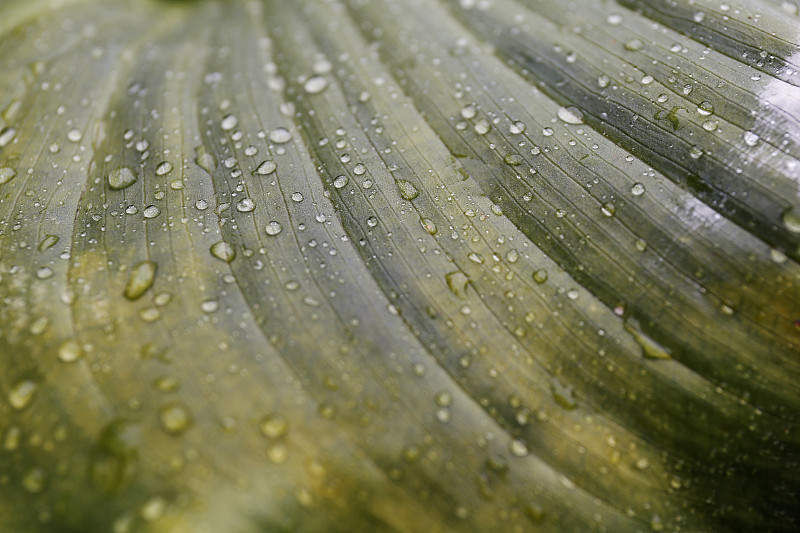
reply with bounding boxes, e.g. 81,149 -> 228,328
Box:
0,0 -> 798,532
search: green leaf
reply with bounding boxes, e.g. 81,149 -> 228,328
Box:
0,0 -> 798,532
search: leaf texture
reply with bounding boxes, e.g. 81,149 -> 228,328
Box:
0,0 -> 798,532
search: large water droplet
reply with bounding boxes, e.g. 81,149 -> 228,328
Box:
58,338 -> 84,362
269,128 -> 292,144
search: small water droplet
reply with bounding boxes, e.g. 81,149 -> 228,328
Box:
697,101 -> 714,116
782,207 -> 800,233
504,154 -> 523,166
509,121 -> 526,134
269,128 -> 292,144
8,380 -> 38,410
124,261 -> 157,300
461,105 -> 477,119
142,205 -> 161,219
0,167 -> 16,184
58,338 -> 83,362
396,179 -> 419,200
291,192 -> 304,202
22,468 -> 47,494
624,39 -> 643,51
265,221 -> 283,236
743,131 -> 760,147
155,161 -> 173,176
445,271 -> 470,298
551,380 -> 577,410
600,202 -> 616,217
38,234 -> 60,251
236,198 -> 255,212
533,269 -> 548,284
255,160 -> 277,175
107,167 -> 138,190
0,127 -> 16,147
221,114 -> 238,131
420,217 -> 437,234
333,175 -> 349,188
260,414 -> 289,438
67,128 -> 83,142
510,439 -> 529,457
304,76 -> 328,94
630,182 -> 645,196
557,106 -> 584,125
210,241 -> 236,263
158,403 -> 193,435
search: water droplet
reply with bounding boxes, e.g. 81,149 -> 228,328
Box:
155,161 -> 173,175
304,75 -> 328,94
743,131 -> 760,147
38,234 -> 59,251
221,114 -> 238,131
460,105 -> 477,119
509,121 -> 526,134
557,106 -> 584,125
333,175 -> 349,188
260,414 -> 289,438
625,319 -> 672,359
195,146 -> 217,173
782,207 -> 800,233
236,198 -> 255,212
624,39 -> 643,51
265,221 -> 283,236
267,443 -> 289,464
693,10 -> 706,22
445,271 -> 470,298
510,439 -> 529,457
255,160 -> 277,175
532,269 -> 548,284
195,199 -> 209,210
551,380 -> 577,410
689,145 -> 704,159
142,205 -> 161,219
0,127 -> 16,147
0,167 -> 16,184
504,154 -> 523,166
90,419 -> 141,493
468,252 -> 484,264
107,167 -> 138,190
420,217 -> 437,234
22,468 -> 47,494
58,338 -> 83,362
141,496 -> 167,522
697,101 -> 714,116
291,192 -> 304,202
607,13 -> 623,25
600,202 -> 616,217
474,119 -> 491,135
8,380 -> 38,410
630,182 -> 645,196
36,266 -> 53,279
353,163 -> 366,175
396,179 -> 419,200
366,216 -> 378,227
158,403 -> 193,435
210,241 -> 236,263
702,119 -> 718,132
67,128 -> 83,142
269,128 -> 292,144
200,299 -> 219,313
124,261 -> 157,300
